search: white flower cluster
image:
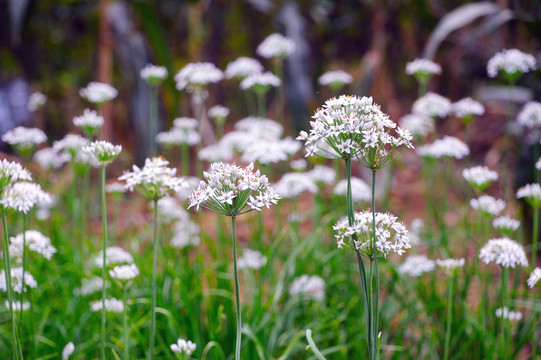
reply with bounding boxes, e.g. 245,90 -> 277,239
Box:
90,298 -> 124,313
106,182 -> 127,194
308,165 -> 336,185
73,109 -> 104,135
333,211 -> 410,257
333,177 -> 371,202
399,113 -> 435,137
157,196 -> 188,223
238,249 -> 267,270
289,275 -> 325,301
157,117 -> 201,147
28,92 -> 47,112
53,134 -> 89,158
175,62 -> 224,91
2,126 -> 47,153
517,101 -> 541,129
0,267 -> 37,293
487,48 -> 537,79
479,238 -> 528,268
1,182 -> 51,213
495,307 -> 522,321
243,137 -> 300,165
527,267 -> 541,288
516,183 -> 541,208
62,342 -> 75,360
109,263 -> 139,281
33,147 -> 70,170
5,300 -> 30,312
170,338 -> 196,355
188,162 -> 280,215
119,157 -> 186,200
82,140 -> 122,168
318,70 -> 353,87
417,136 -> 469,159
256,33 -> 296,59
274,172 -> 318,198
298,95 -> 413,169
462,166 -> 498,190
493,216 -> 520,235
398,255 -> 435,277
436,258 -> 465,273
94,246 -> 134,268
290,159 -> 307,170
235,116 -> 283,138
170,218 -> 200,249
470,195 -> 505,216
75,276 -> 104,296
80,82 -> 118,105
208,105 -> 230,119
412,92 -> 452,118
0,159 -> 32,190
240,71 -> 281,91
405,58 -> 442,78
225,57 -> 263,79
452,97 -> 485,120
10,230 -> 57,260
140,64 -> 168,85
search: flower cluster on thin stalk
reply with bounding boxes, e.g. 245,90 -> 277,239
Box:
0,267 -> 38,293
94,246 -> 134,268
495,307 -> 523,321
318,70 -> 353,91
399,113 -> 435,138
225,57 -> 264,80
174,62 -> 224,94
33,147 -> 70,170
170,338 -> 196,356
80,82 -> 118,105
256,33 -> 296,59
452,97 -> 485,124
417,136 -> 470,160
73,109 -> 104,137
289,275 -> 326,301
28,92 -> 46,112
405,58 -> 441,81
493,216 -> 520,237
487,48 -> 537,81
1,182 -> 52,214
9,230 -> 57,261
240,71 -> 281,92
462,166 -> 498,192
470,195 -> 506,217
479,238 -> 528,268
412,92 -> 452,118
436,258 -> 465,275
274,172 -> 318,199
398,255 -> 435,277
516,183 -> 541,208
517,101 -> 541,129
527,267 -> 541,288
2,126 -> 47,156
90,298 -> 124,313
0,160 -> 32,190
238,249 -> 267,270
82,141 -> 122,168
156,117 -> 201,147
140,64 -> 168,86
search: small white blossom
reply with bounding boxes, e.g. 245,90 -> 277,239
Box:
225,57 -> 263,79
274,172 -> 318,198
238,249 -> 267,270
405,58 -> 441,80
290,159 -> 307,170
289,275 -> 325,301
516,183 -> 541,208
74,276 -> 104,296
109,263 -> 139,281
493,216 -> 520,236
140,64 -> 168,85
208,105 -> 230,120
28,92 -> 46,112
333,177 -> 371,202
399,113 -> 435,137
157,196 -> 188,223
487,48 -> 536,79
0,267 -> 37,293
417,136 -> 469,159
170,338 -> 196,355
106,182 -> 127,194
470,195 -> 505,217
1,182 -> 51,214
157,118 -> 201,147
479,238 -> 528,268
234,116 -> 283,138
241,137 -> 301,165
256,33 -> 296,59
240,71 -> 281,91
33,147 -> 70,170
94,246 -> 134,268
452,97 -> 485,120
170,217 -> 200,249
2,127 -> 47,155
175,62 -> 223,91
82,141 -> 122,167
436,258 -> 465,273
462,166 -> 498,191
398,255 -> 435,277
495,307 -> 522,321
0,160 -> 32,190
62,342 -> 75,360
318,70 -> 353,90
90,298 -> 124,313
73,109 -> 104,135
79,82 -> 117,105
527,267 -> 541,288
517,101 -> 541,129
412,92 -> 452,118
307,165 -> 336,185
9,230 -> 57,260
53,134 -> 89,158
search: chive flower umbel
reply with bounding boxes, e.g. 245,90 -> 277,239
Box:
82,141 -> 122,168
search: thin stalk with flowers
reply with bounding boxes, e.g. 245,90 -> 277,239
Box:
141,64 -> 168,157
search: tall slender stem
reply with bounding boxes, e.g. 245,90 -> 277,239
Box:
181,143 -> 189,177
232,216 -> 242,359
123,287 -> 129,360
533,207 -> 539,270
443,274 -> 454,360
370,169 -> 379,360
19,214 -> 27,329
502,81 -> 515,202
150,198 -> 159,360
274,59 -> 284,124
258,92 -> 266,118
150,86 -> 158,157
2,205 -> 22,360
500,267 -> 509,359
100,166 -> 108,360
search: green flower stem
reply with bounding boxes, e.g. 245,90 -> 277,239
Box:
243,91 -> 255,116
19,213 -> 27,330
532,294 -> 538,359
503,81 -> 515,202
100,166 -> 108,360
194,92 -> 205,177
231,215 -> 242,360
443,274 -> 454,360
370,169 -> 379,360
123,287 -> 129,360
381,165 -> 392,210
418,80 -> 427,97
500,267 -> 509,359
150,198 -> 159,360
2,205 -> 22,360
150,86 -> 158,157
274,59 -> 284,124
258,92 -> 266,118
533,206 -> 539,270
181,143 -> 189,176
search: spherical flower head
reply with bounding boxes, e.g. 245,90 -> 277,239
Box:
289,275 -> 325,301
308,165 -> 336,185
53,134 -> 90,158
28,92 -> 46,112
80,82 -> 117,105
0,160 -> 32,191
333,177 -> 371,203
517,101 -> 541,129
2,126 -> 47,156
62,342 -> 75,360
170,338 -> 196,355
528,267 -> 541,288
119,157 -> 186,200
73,109 -> 104,136
470,195 -> 505,217
462,166 -> 498,192
398,255 -> 435,277
5,300 -> 30,312
33,147 -> 70,170
174,62 -> 224,91
234,116 -> 283,138
241,137 -> 301,165
487,48 -> 537,81
238,249 -> 267,270
495,307 -> 522,321
334,211 -> 411,257
94,246 -> 134,268
298,95 -> 413,169
240,71 -> 281,94
436,258 -> 465,275
90,298 -> 124,313
318,70 -> 353,91
493,215 -> 520,237
82,140 -> 121,168
417,136 -> 469,159
157,128 -> 201,148
0,267 -> 37,293
140,64 -> 168,86
9,230 -> 57,260
516,183 -> 541,208
452,97 -> 485,124
405,58 -> 442,83
479,237 -> 528,268
399,113 -> 435,138
256,33 -> 296,59
109,263 -> 139,284
208,105 -> 230,125
225,57 -> 263,80
412,92 -> 452,118
274,172 -> 318,198
188,162 -> 280,216
1,182 -> 51,214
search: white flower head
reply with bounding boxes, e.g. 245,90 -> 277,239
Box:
238,249 -> 267,270
73,109 -> 104,135
308,165 -> 336,185
517,101 -> 541,129
28,92 -> 47,112
157,118 -> 200,147
109,263 -> 139,282
241,137 -> 301,165
470,195 -> 505,217
412,92 -> 452,118
175,62 -> 223,91
119,157 -> 187,200
240,71 -> 281,93
333,177 -> 371,203
9,230 -> 57,260
417,136 -> 469,159
493,215 -> 520,236
274,172 -> 317,198
516,183 -> 541,208
140,64 -> 168,85
90,298 -> 124,313
479,238 -> 528,268
106,182 -> 127,194
80,82 -> 117,105
462,166 -> 498,192
289,275 -> 325,301
487,48 -> 537,80
399,113 -> 435,137
398,255 -> 435,277
436,258 -> 465,274
527,267 -> 541,288
208,105 -> 230,122
405,58 -> 442,81
225,57 -> 263,80
53,134 -> 90,158
290,159 -> 307,171
170,217 -> 200,249
0,267 -> 37,293
452,97 -> 485,121
257,33 -> 296,59
234,116 -> 283,138
495,307 -> 523,321
33,147 -> 70,170
318,70 -> 353,91
82,140 -> 122,167
1,182 -> 51,214
170,338 -> 196,355
62,342 -> 75,360
334,211 -> 411,257
74,276 -> 104,296
2,127 -> 47,156
0,160 -> 32,190
94,246 -> 134,268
